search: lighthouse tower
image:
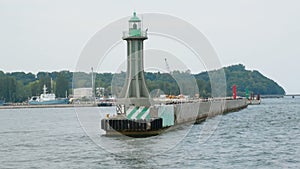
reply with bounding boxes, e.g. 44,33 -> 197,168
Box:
101,12 -> 168,136
118,12 -> 150,108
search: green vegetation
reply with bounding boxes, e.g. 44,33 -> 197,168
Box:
0,64 -> 285,103
223,64 -> 285,96
195,64 -> 285,96
0,70 -> 72,103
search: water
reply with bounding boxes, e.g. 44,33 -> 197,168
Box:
0,98 -> 299,168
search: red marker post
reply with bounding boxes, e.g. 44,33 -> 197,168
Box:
232,85 -> 237,99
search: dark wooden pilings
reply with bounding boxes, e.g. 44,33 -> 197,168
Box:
101,118 -> 163,132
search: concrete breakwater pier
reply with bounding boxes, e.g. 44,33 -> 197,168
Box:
101,98 -> 248,136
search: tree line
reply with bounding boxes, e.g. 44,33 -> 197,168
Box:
0,64 -> 285,103
0,71 -> 70,102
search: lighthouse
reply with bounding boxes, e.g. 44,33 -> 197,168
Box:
101,12 -> 164,137
118,12 -> 150,107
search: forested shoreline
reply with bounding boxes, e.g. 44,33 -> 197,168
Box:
0,64 -> 285,103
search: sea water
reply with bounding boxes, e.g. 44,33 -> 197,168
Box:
0,98 -> 299,168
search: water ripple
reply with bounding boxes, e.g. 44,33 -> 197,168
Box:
0,98 -> 299,168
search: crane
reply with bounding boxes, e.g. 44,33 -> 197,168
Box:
164,58 -> 171,74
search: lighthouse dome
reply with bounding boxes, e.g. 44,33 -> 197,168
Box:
129,12 -> 141,22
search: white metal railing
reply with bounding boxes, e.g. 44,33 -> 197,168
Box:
122,30 -> 147,38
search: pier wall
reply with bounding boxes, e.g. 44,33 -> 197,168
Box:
174,102 -> 199,124
172,99 -> 248,125
224,99 -> 248,112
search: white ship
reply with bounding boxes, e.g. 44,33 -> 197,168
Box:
29,85 -> 69,105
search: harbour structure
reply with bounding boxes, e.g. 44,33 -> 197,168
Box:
285,94 -> 300,98
248,93 -> 261,105
101,12 -> 249,137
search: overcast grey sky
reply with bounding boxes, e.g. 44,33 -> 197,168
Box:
0,0 -> 299,93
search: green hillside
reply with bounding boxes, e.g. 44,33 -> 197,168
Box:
195,64 -> 285,96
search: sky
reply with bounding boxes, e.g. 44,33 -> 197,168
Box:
0,0 -> 299,94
